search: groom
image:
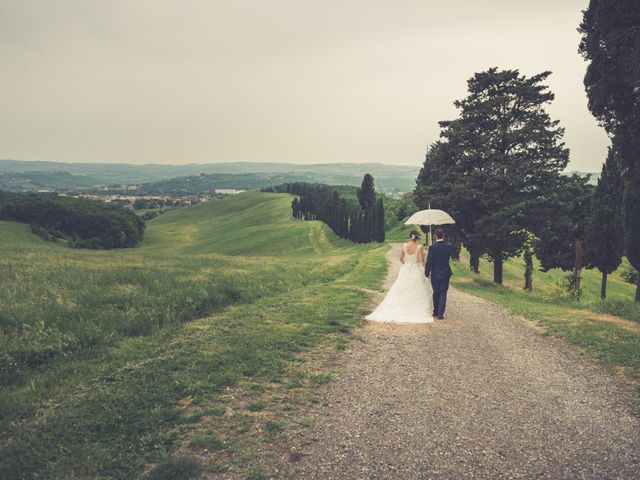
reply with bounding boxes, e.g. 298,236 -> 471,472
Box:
424,227 -> 453,320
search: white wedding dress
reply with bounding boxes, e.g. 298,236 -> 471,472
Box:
366,243 -> 434,324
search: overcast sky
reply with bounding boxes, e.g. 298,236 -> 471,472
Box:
0,0 -> 608,170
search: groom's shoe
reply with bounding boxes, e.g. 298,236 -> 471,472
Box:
437,316 -> 444,320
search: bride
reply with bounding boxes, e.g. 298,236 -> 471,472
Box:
366,230 -> 434,324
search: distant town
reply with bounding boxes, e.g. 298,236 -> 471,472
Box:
53,186 -> 246,210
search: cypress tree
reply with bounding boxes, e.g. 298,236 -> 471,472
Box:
585,147 -> 624,299
340,199 -> 349,238
534,174 -> 594,297
358,174 -> 376,211
579,1 -> 640,301
363,209 -> 373,242
291,197 -> 300,219
375,198 -> 385,242
625,173 -> 640,302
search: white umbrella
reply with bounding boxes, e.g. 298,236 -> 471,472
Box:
404,209 -> 455,226
404,207 -> 455,246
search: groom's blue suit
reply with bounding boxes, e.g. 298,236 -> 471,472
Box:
424,240 -> 453,318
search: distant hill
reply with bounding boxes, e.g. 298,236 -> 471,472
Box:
135,172 -> 410,195
0,159 -> 420,192
0,159 -> 601,193
0,171 -> 103,192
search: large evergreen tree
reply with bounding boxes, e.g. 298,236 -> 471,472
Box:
579,0 -> 640,301
624,177 -> 640,302
415,68 -> 570,284
357,174 -> 376,211
533,174 -> 594,296
585,147 -> 624,299
415,141 -> 484,272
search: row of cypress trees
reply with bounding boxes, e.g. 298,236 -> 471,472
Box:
579,1 -> 640,302
261,176 -> 385,243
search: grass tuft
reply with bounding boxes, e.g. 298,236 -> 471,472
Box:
189,434 -> 224,450
147,456 -> 201,480
244,466 -> 269,480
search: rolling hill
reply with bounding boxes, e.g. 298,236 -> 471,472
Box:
0,159 -> 420,192
1,190 -> 638,478
0,191 -> 387,479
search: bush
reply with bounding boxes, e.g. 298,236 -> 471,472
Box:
621,266 -> 638,285
561,273 -> 583,301
1,193 -> 144,249
142,210 -> 159,220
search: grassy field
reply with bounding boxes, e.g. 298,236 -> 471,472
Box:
0,191 -> 386,479
2,190 -> 638,478
450,251 -> 640,390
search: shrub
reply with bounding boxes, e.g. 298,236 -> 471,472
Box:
621,266 -> 638,285
561,273 -> 583,301
1,193 -> 144,248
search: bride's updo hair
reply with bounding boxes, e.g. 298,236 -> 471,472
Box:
409,230 -> 420,241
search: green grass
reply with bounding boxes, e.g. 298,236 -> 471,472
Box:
147,456 -> 201,480
451,251 -> 640,388
385,223 -> 414,241
0,191 -> 387,479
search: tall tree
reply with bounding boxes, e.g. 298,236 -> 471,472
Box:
357,174 -> 376,211
414,141 -> 484,272
375,198 -> 385,242
585,147 -> 624,299
624,174 -> 640,302
291,197 -> 301,219
533,174 -> 594,295
579,1 -> 640,301
416,68 -> 570,283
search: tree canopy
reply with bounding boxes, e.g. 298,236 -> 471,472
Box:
579,0 -> 640,301
264,180 -> 385,244
415,68 -> 570,283
585,147 -> 624,298
0,192 -> 145,249
357,174 -> 376,211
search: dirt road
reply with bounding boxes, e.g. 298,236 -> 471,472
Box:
295,244 -> 640,479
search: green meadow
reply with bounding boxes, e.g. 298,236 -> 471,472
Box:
1,190 -> 638,478
0,191 -> 386,479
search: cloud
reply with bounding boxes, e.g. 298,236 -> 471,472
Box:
0,0 -> 608,170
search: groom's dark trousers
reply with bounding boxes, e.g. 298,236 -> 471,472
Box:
431,277 -> 450,318
425,240 -> 453,318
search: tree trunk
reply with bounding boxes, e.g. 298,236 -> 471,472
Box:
469,250 -> 480,274
601,271 -> 607,300
524,259 -> 533,291
636,275 -> 640,303
493,251 -> 503,284
451,243 -> 461,261
573,239 -> 583,294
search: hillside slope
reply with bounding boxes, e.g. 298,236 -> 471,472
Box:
144,191 -> 349,256
0,191 -> 387,479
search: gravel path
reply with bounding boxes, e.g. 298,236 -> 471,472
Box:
295,244 -> 640,479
